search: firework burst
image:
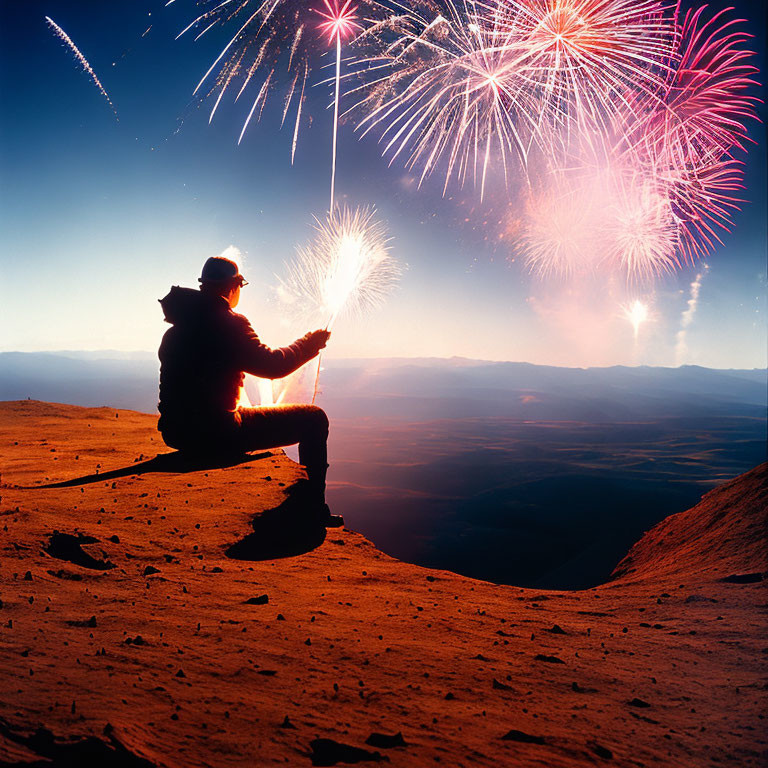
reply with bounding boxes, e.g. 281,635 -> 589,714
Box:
522,163 -> 680,280
352,0 -> 675,196
635,4 -> 761,260
353,0 -> 536,199
172,0 -> 385,157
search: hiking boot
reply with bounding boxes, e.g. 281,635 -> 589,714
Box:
318,504 -> 344,528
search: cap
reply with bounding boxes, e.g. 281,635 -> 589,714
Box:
198,256 -> 246,285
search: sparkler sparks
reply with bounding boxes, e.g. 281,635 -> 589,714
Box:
280,206 -> 400,328
45,16 -> 118,120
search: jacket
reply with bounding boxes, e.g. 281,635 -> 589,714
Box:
157,286 -> 322,443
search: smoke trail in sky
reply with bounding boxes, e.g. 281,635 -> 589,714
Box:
675,266 -> 708,365
45,16 -> 118,120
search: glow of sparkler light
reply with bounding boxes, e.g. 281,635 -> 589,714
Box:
45,16 -> 118,120
623,299 -> 649,340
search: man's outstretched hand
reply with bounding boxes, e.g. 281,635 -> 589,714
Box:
309,329 -> 331,350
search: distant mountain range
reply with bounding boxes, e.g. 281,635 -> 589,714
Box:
1,350 -> 765,419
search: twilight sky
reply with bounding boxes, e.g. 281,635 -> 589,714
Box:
0,0 -> 765,368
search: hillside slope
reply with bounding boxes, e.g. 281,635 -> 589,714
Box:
0,401 -> 765,767
611,462 -> 767,584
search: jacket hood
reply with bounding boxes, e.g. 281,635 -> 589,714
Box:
159,286 -> 227,325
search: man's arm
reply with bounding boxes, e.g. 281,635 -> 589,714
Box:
231,315 -> 329,379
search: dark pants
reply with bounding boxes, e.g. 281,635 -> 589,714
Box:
235,405 -> 329,498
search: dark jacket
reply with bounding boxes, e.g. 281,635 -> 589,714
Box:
157,286 -> 322,446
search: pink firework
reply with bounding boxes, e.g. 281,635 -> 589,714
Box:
630,3 -> 761,260
316,0 -> 363,44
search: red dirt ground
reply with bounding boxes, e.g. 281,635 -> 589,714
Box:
0,401 -> 766,767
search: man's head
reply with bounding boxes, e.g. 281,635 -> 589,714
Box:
198,256 -> 248,309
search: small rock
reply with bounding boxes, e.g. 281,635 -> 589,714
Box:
365,732 -> 407,749
279,715 -> 297,729
628,697 -> 651,708
492,678 -> 513,691
534,654 -> 565,664
589,742 -> 613,760
546,624 -> 566,634
309,738 -> 387,766
501,729 -> 545,745
245,595 -> 269,605
143,566 -> 161,577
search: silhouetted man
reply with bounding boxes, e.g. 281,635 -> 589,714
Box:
158,256 -> 339,525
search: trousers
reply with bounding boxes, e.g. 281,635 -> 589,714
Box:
234,404 -> 329,496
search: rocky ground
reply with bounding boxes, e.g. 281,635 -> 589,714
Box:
0,400 -> 766,767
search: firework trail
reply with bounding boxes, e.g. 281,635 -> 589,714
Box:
45,16 -> 118,119
316,0 -> 364,210
675,265 -> 707,365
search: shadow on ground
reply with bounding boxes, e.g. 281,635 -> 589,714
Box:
25,450 -> 273,489
226,484 -> 328,561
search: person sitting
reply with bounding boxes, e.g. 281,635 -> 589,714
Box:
157,255 -> 340,526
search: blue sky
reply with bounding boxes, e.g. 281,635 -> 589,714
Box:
0,0 -> 765,368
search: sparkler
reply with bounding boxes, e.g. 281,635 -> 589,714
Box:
45,16 -> 118,120
278,206 -> 400,401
